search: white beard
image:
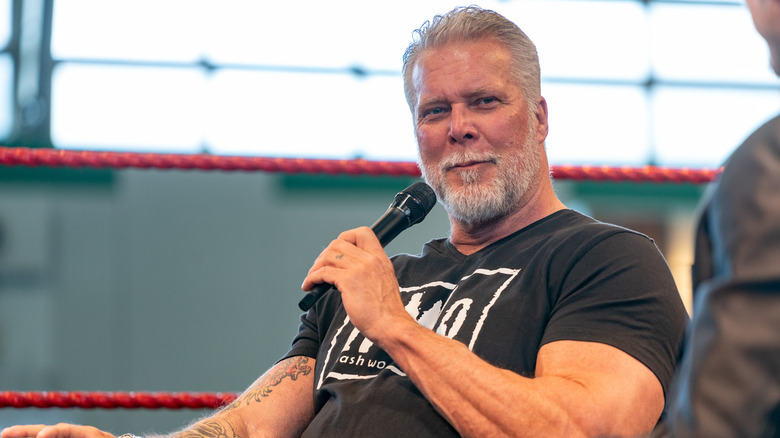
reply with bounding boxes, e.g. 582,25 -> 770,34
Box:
419,129 -> 541,225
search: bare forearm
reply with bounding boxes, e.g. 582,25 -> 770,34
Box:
380,322 -> 586,437
163,356 -> 316,438
164,418 -> 244,438
0,358 -> 315,438
379,320 -> 660,438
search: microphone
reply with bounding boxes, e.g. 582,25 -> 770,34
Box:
298,181 -> 437,311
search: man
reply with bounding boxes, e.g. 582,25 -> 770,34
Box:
1,6 -> 687,438
654,1 -> 780,436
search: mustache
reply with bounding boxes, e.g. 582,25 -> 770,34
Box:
439,150 -> 500,172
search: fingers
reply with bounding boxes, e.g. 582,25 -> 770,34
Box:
301,227 -> 385,292
338,227 -> 385,253
301,226 -> 409,340
301,239 -> 358,291
1,424 -> 114,438
46,425 -> 113,438
2,425 -> 46,438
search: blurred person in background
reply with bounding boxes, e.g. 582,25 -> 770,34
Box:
654,1 -> 780,436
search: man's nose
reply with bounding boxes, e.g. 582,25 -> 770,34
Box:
449,105 -> 476,144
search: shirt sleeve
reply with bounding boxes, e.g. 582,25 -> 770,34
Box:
542,230 -> 689,395
279,288 -> 342,362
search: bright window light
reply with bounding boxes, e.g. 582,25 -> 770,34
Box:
204,70 -> 415,160
0,55 -> 12,140
51,64 -> 207,152
51,0 -> 206,62
543,83 -> 649,165
204,0 -> 498,70
651,3 -> 777,84
500,1 -> 650,81
0,0 -> 11,142
653,87 -> 780,167
0,0 -> 9,50
47,0 -> 780,168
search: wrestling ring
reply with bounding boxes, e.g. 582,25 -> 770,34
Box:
0,145 -> 718,413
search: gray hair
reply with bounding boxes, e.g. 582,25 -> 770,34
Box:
402,6 -> 541,113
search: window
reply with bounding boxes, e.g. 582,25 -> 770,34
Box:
9,0 -> 779,167
0,0 -> 12,140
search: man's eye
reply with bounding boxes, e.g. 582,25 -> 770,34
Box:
479,97 -> 497,105
423,107 -> 445,117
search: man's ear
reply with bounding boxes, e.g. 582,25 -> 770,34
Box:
535,96 -> 549,144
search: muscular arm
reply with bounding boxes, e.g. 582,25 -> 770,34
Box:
166,356 -> 316,438
1,357 -> 316,438
381,320 -> 663,437
304,226 -> 664,438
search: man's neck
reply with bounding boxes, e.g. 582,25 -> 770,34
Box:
447,184 -> 566,256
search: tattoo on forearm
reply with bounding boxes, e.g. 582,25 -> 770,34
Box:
223,356 -> 312,411
176,419 -> 241,438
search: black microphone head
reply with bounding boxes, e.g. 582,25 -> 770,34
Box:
395,181 -> 437,225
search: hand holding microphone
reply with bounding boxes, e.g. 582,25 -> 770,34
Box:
298,182 -> 437,311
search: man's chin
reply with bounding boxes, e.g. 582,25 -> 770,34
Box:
444,204 -> 508,226
449,166 -> 498,186
440,189 -> 512,223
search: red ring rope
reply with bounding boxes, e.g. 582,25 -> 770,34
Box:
0,146 -> 720,183
0,391 -> 237,410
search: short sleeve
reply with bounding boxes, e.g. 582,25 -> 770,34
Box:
542,231 -> 688,394
279,288 -> 343,363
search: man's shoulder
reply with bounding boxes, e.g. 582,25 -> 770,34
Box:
462,210 -> 656,267
535,209 -> 649,241
721,113 -> 780,172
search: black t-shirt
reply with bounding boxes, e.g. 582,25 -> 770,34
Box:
284,209 -> 688,436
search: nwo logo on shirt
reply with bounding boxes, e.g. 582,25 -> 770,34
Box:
315,268 -> 520,389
